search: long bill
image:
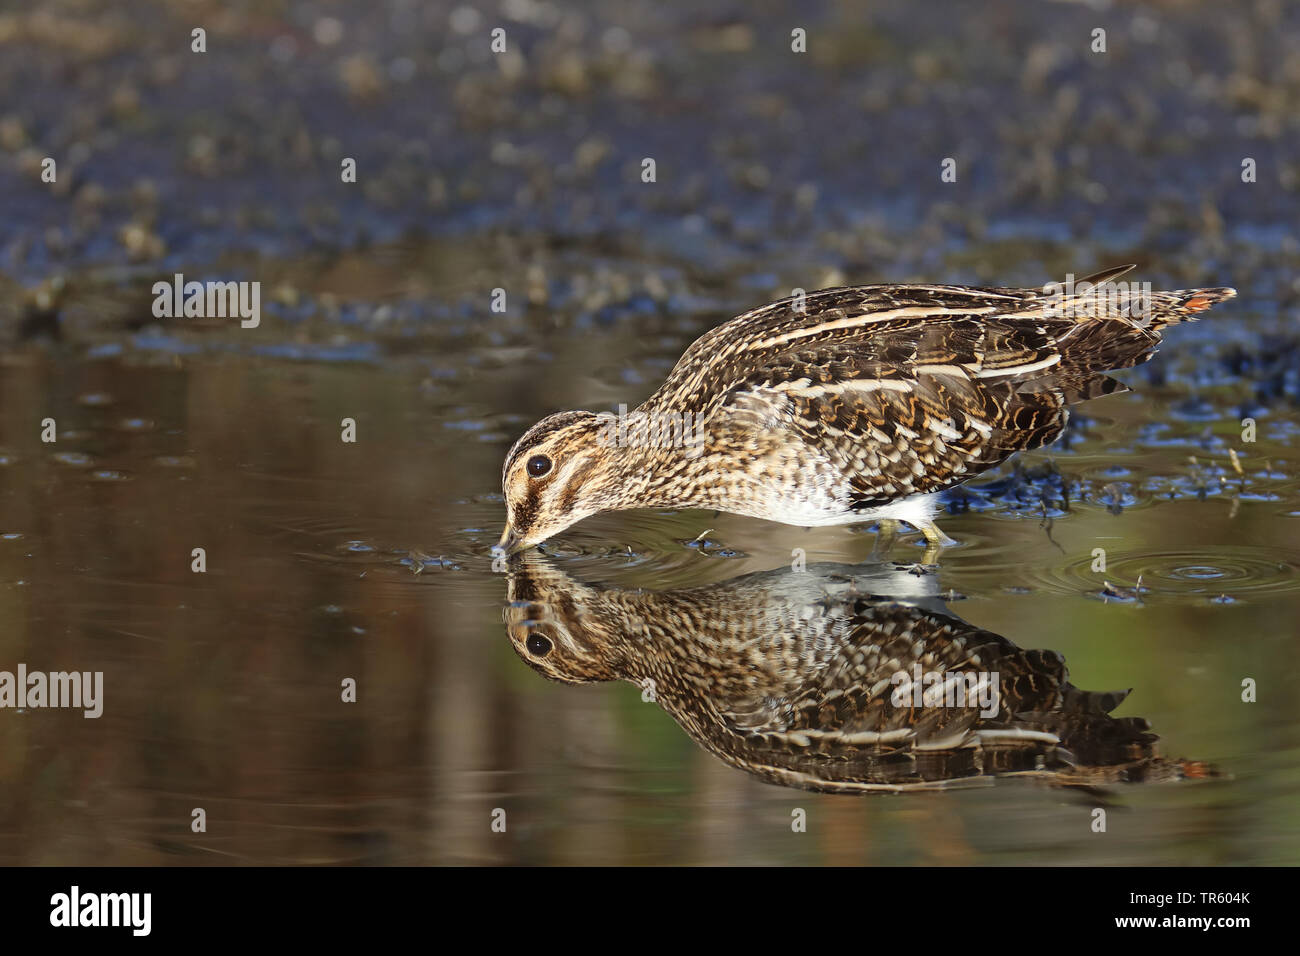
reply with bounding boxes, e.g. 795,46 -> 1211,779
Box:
493,526 -> 524,556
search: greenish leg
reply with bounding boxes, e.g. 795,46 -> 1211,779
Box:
915,518 -> 956,564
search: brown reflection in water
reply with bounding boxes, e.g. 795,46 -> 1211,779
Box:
505,554 -> 1215,794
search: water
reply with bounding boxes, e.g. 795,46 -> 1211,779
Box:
2,0 -> 1299,866
0,254 -> 1296,864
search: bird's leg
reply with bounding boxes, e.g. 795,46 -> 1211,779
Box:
914,518 -> 956,565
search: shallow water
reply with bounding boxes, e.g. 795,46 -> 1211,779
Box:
2,0 -> 1300,866
0,267 -> 1297,865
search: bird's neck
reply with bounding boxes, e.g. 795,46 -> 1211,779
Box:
594,408 -> 719,511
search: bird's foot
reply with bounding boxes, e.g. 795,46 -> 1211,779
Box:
914,518 -> 956,565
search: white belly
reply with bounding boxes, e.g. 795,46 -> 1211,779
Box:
741,490 -> 943,529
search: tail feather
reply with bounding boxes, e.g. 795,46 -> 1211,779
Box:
1052,265 -> 1236,330
1146,286 -> 1237,328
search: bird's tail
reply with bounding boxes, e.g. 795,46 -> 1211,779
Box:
1142,286 -> 1237,329
1050,265 -> 1236,330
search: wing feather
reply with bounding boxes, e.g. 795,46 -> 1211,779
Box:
643,269 -> 1223,416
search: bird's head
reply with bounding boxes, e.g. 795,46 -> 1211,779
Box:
494,410 -> 620,554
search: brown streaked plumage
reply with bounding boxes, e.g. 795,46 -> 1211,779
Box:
496,266 -> 1235,555
504,555 -> 1214,794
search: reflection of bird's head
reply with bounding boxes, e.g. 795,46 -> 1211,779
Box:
503,552 -> 625,684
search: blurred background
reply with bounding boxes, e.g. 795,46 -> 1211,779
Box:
0,0 -> 1297,864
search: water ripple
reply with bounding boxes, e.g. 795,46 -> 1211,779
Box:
1025,546 -> 1298,601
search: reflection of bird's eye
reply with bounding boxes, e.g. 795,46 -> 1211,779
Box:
526,634 -> 553,657
526,454 -> 552,478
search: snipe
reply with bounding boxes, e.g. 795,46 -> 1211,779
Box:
496,266 -> 1234,558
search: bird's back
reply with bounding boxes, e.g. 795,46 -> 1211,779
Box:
646,267 -> 1236,415
636,268 -> 1235,519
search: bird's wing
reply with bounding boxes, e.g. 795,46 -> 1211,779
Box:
643,273 -> 1229,504
647,282 -> 1044,413
721,308 -> 1162,501
647,274 -> 1183,409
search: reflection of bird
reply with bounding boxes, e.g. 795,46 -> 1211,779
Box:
504,554 -> 1213,794
496,266 -> 1234,557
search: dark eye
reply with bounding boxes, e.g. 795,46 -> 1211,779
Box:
526,455 -> 552,478
526,634 -> 553,657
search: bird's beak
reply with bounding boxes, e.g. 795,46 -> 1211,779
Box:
493,526 -> 524,557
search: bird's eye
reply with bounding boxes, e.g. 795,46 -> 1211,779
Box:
526,634 -> 553,657
526,454 -> 552,478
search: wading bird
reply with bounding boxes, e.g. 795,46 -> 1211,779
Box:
496,266 -> 1234,558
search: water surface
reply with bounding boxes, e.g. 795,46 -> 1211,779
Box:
1,268 -> 1296,864
1,0 -> 1298,866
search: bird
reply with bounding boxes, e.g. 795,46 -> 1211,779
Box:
495,265 -> 1235,558
504,554 -> 1213,793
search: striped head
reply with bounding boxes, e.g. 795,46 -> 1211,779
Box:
495,410 -> 621,554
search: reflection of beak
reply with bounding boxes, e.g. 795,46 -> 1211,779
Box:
493,526 -> 524,556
